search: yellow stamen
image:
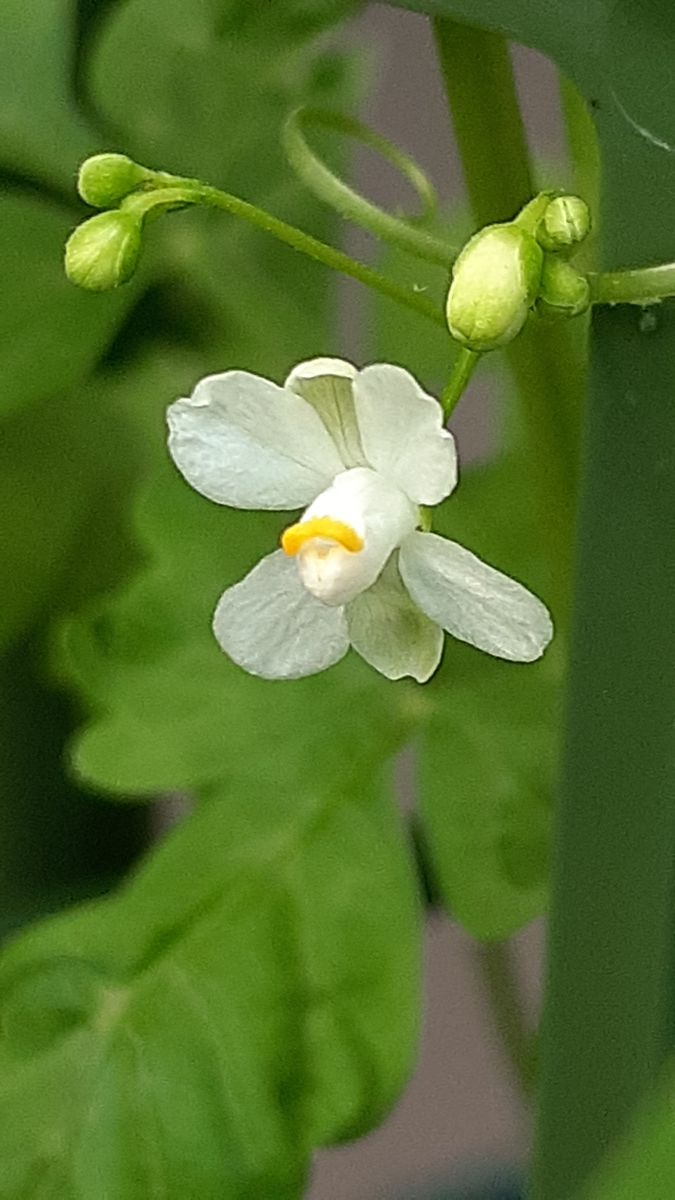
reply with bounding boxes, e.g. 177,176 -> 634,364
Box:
281,516 -> 364,557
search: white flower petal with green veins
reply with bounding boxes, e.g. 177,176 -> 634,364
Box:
347,555 -> 443,682
399,531 -> 553,662
285,357 -> 365,469
167,370 -> 343,510
352,364 -> 458,505
212,550 -> 349,680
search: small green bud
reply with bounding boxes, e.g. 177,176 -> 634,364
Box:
536,195 -> 591,254
446,224 -> 543,352
77,153 -> 150,208
537,256 -> 590,318
64,210 -> 142,291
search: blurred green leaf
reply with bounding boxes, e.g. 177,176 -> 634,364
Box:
0,777 -> 420,1197
88,0 -> 357,190
55,456 -> 420,798
0,193 -> 140,417
417,456 -> 564,939
384,0 -> 603,86
0,0 -> 99,189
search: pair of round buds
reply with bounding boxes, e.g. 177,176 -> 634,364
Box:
446,194 -> 592,352
65,154 -> 165,291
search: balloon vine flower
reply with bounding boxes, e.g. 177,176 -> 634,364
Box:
167,359 -> 553,683
64,141 -> 675,686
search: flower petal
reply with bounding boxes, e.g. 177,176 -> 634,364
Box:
213,550 -> 349,680
285,357 -> 365,468
292,467 -> 418,606
347,555 -> 443,682
353,364 -> 457,504
167,370 -> 344,510
399,532 -> 553,662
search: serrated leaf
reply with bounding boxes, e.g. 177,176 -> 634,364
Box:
56,456 -> 420,798
0,778 -> 421,1197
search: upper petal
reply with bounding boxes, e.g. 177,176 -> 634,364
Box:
213,550 -> 349,680
167,370 -> 344,510
352,364 -> 458,505
398,531 -> 553,662
285,357 -> 365,469
347,554 -> 443,682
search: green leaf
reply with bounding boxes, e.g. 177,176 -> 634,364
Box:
55,456 -> 420,798
384,0 -> 604,86
88,0 -> 357,190
0,193 -> 140,417
0,778 -> 421,1197
417,456 -> 564,939
0,0 -> 99,189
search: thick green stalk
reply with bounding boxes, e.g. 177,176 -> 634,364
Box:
431,17 -> 580,603
533,83 -> 675,1200
431,20 -> 532,224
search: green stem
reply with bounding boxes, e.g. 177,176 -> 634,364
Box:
123,182 -> 447,329
532,96 -> 675,1200
590,263 -> 675,306
431,18 -> 579,601
431,19 -> 532,225
441,347 -> 479,417
283,108 -> 454,266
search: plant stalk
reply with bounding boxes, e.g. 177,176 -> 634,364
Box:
533,89 -> 675,1198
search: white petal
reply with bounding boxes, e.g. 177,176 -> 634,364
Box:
213,551 -> 349,680
285,357 -> 365,468
399,532 -> 553,662
347,555 -> 443,682
294,468 -> 417,606
353,364 -> 458,505
167,370 -> 344,510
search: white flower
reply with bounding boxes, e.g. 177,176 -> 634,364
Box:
167,358 -> 553,683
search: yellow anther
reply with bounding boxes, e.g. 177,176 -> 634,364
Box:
281,517 -> 364,557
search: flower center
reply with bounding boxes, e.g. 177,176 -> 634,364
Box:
281,517 -> 364,557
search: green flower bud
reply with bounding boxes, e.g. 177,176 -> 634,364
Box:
536,195 -> 591,254
446,224 -> 543,352
64,210 -> 142,291
77,153 -> 150,208
537,256 -> 591,318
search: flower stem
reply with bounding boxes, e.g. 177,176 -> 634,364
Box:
441,347 -> 479,417
127,180 -> 448,329
589,262 -> 675,306
283,108 -> 454,266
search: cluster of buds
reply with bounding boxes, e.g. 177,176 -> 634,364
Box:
65,154 -> 163,291
446,193 -> 592,352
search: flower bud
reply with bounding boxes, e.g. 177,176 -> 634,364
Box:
537,256 -> 590,318
65,210 -> 142,291
77,153 -> 150,208
536,195 -> 591,255
446,224 -> 543,352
